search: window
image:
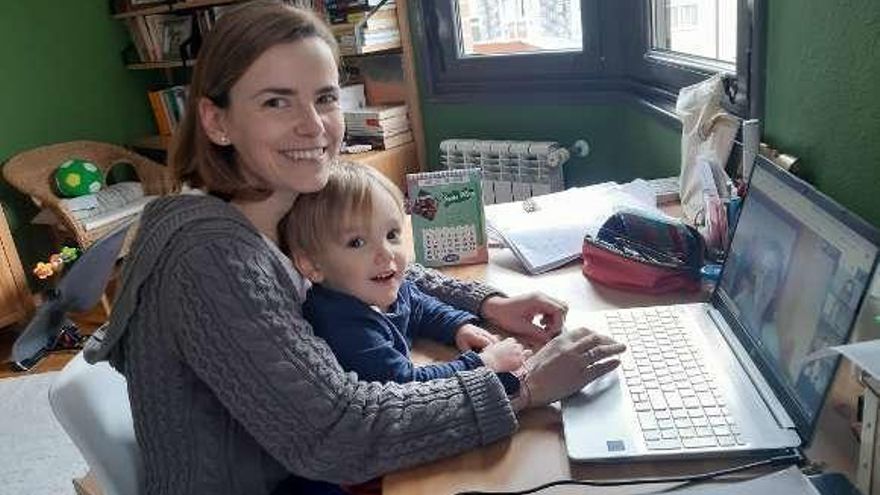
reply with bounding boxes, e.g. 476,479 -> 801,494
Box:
630,0 -> 764,118
672,5 -> 699,30
653,0 -> 737,64
413,0 -> 763,118
457,0 -> 582,56
410,0 -> 602,102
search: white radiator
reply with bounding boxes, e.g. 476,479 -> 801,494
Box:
439,139 -> 569,204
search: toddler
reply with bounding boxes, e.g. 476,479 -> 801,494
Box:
285,163 -> 528,383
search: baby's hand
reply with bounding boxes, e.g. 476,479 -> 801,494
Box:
479,337 -> 531,372
455,323 -> 499,351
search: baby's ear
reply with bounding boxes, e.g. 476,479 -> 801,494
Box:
292,251 -> 324,283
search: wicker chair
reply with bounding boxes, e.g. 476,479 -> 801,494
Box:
2,141 -> 176,249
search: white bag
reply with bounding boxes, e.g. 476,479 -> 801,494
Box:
676,74 -> 738,230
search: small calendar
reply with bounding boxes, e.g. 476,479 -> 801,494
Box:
407,168 -> 489,267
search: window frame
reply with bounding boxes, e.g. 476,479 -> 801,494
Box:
626,0 -> 766,119
411,0 -> 765,119
410,0 -> 612,103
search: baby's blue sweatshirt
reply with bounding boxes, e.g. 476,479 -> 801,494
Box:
304,280 -> 483,382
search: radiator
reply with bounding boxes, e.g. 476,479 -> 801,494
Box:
439,139 -> 569,204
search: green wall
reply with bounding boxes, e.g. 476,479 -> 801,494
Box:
419,2 -> 880,228
763,0 -> 880,227
0,1 -> 155,276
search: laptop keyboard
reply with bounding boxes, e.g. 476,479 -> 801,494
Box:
605,307 -> 746,451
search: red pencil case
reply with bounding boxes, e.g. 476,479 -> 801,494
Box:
581,211 -> 704,294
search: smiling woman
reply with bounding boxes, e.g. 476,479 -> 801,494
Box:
82,3 -> 625,495
197,38 -> 343,199
171,4 -> 342,204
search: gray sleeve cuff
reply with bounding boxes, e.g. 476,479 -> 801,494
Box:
457,368 -> 518,445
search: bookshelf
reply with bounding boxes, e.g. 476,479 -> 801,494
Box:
112,0 -> 240,19
114,0 -> 426,188
126,59 -> 195,70
0,206 -> 32,329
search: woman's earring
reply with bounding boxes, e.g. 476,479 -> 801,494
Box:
218,135 -> 229,145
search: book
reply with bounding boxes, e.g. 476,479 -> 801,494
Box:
344,111 -> 408,124
146,85 -> 188,135
330,12 -> 397,33
159,15 -> 192,61
347,122 -> 410,138
124,18 -> 151,62
147,90 -> 172,135
346,115 -> 409,135
346,7 -> 397,25
348,129 -> 412,150
344,104 -> 407,120
407,168 -> 489,268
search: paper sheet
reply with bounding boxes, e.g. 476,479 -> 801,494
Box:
801,337 -> 880,381
829,340 -> 880,380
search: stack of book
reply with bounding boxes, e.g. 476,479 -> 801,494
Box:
326,0 -> 401,55
147,85 -> 189,136
344,104 -> 412,150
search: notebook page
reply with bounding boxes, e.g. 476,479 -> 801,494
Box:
485,181 -> 661,274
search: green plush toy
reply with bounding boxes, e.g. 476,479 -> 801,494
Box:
54,159 -> 103,197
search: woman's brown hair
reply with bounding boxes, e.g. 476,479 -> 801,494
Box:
170,1 -> 339,201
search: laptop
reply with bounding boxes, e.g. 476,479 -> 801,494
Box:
562,155 -> 880,462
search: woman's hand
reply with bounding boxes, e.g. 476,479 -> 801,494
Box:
480,293 -> 568,348
511,326 -> 626,411
454,323 -> 500,351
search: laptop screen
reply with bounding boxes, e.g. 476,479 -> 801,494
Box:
716,158 -> 878,433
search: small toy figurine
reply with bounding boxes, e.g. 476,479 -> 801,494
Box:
60,246 -> 79,262
31,246 -> 82,281
33,262 -> 54,280
48,254 -> 64,272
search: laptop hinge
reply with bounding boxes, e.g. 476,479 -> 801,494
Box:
707,307 -> 797,431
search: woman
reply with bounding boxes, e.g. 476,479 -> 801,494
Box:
84,3 -> 625,495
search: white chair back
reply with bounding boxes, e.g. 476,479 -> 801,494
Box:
49,352 -> 142,495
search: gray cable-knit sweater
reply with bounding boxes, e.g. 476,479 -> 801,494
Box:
83,194 -> 518,495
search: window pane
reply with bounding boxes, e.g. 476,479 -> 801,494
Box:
456,0 -> 582,56
652,0 -> 737,64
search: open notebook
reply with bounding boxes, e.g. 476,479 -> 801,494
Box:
484,180 -> 664,274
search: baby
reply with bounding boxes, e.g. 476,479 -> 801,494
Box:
285,162 -> 528,383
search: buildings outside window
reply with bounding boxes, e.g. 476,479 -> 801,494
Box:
456,0 -> 582,56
